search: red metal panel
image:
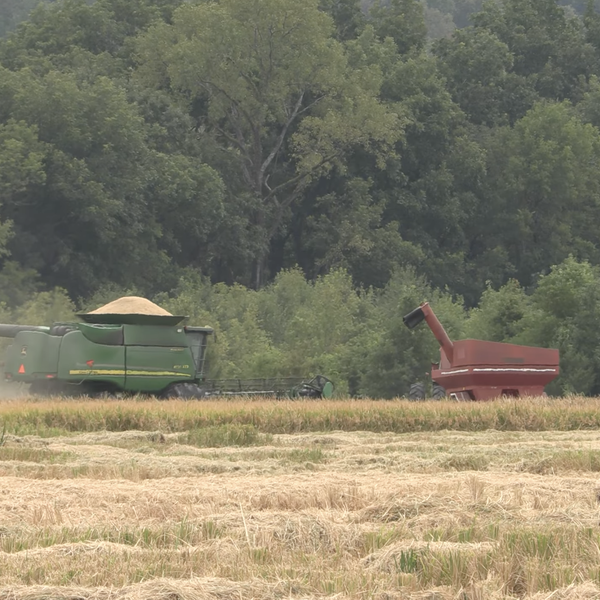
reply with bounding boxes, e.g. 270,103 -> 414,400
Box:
407,302 -> 560,400
431,339 -> 559,400
451,339 -> 559,368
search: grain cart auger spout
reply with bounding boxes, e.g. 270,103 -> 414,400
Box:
402,302 -> 560,400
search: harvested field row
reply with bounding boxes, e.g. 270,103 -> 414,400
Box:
5,580 -> 600,600
0,468 -> 599,596
3,429 -> 600,479
0,398 -> 599,599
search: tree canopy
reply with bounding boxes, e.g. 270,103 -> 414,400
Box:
0,0 -> 600,394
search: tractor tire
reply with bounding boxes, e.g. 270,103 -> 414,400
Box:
160,383 -> 207,400
408,382 -> 426,401
432,384 -> 446,400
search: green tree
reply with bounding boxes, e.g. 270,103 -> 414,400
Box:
0,69 -> 157,295
368,48 -> 488,300
14,288 -> 76,325
319,0 -> 365,40
475,102 -> 600,288
0,0 -> 49,39
464,279 -> 530,341
346,268 -> 466,398
584,0 -> 600,57
0,66 -> 224,296
471,0 -> 597,103
0,119 -> 45,255
434,28 -> 537,126
578,74 -> 600,125
269,269 -> 365,386
369,0 -> 427,54
298,177 -> 422,288
0,0 -> 184,70
135,0 -> 401,287
515,257 -> 600,395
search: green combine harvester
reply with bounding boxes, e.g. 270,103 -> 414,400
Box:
0,298 -> 333,399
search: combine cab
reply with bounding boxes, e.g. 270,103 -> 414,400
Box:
403,302 -> 559,400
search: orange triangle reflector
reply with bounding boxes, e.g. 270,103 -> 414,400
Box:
18,364 -> 25,374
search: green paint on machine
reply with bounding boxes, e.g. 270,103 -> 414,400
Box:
0,314 -> 334,399
0,315 -> 211,398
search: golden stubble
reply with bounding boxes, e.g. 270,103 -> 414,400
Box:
0,399 -> 599,598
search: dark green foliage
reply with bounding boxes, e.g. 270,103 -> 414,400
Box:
434,28 -> 537,126
0,0 -> 53,39
471,0 -> 596,101
345,270 -> 465,398
0,0 -> 225,297
473,102 -> 600,290
369,0 -> 427,54
516,258 -> 600,396
465,280 -> 530,342
319,0 -> 366,40
0,0 -> 184,69
460,257 -> 600,396
1,0 -> 600,395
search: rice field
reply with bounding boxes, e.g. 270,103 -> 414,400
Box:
1,396 -> 600,599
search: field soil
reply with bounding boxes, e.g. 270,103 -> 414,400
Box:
0,399 -> 599,599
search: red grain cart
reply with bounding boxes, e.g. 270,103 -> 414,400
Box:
403,303 -> 559,400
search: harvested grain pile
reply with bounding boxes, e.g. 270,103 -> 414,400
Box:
88,297 -> 172,316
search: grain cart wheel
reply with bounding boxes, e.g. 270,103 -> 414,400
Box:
160,382 -> 207,400
408,382 -> 426,401
432,384 -> 446,400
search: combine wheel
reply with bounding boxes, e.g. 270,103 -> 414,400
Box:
408,382 -> 426,401
160,383 -> 207,400
432,384 -> 446,400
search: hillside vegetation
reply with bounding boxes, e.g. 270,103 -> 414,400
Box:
2,0 -> 600,395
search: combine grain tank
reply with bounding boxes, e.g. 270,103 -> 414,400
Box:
403,302 -> 559,400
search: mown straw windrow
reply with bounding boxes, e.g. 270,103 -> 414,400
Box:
0,397 -> 599,599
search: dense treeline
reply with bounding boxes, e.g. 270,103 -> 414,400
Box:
8,257 -> 600,397
3,0 -> 599,41
1,0 -> 600,395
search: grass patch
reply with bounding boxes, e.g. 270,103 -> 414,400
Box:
522,449 -> 600,473
184,424 -> 272,447
0,445 -> 73,463
439,454 -> 490,471
282,447 -> 326,463
0,519 -> 226,553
